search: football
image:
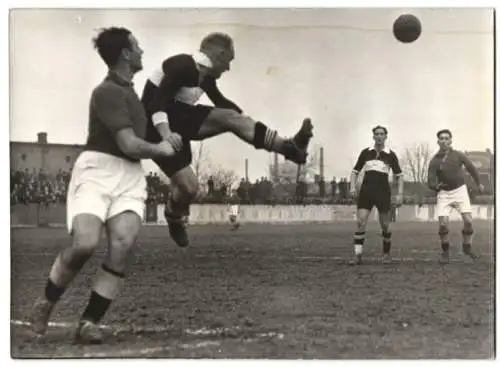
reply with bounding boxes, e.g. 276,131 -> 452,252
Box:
393,14 -> 422,43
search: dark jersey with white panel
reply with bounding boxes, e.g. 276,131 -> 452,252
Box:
140,52 -> 242,176
352,147 -> 403,213
142,52 -> 242,142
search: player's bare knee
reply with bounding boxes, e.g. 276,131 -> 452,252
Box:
463,219 -> 474,234
356,217 -> 367,230
170,169 -> 199,201
438,224 -> 449,237
109,232 -> 137,255
67,229 -> 101,268
178,179 -> 198,200
380,223 -> 390,234
463,215 -> 473,227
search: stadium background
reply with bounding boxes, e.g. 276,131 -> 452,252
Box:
10,131 -> 494,226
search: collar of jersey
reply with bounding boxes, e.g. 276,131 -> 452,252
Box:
436,147 -> 453,156
106,71 -> 134,87
369,146 -> 390,153
192,51 -> 213,68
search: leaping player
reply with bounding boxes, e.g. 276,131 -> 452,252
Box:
427,129 -> 484,264
141,32 -> 313,247
349,126 -> 404,265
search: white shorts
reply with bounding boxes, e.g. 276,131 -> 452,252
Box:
229,205 -> 240,216
66,151 -> 147,233
436,184 -> 472,217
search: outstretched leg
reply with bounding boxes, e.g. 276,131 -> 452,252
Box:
75,211 -> 142,344
195,108 -> 313,164
29,214 -> 103,335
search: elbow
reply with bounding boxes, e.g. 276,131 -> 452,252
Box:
117,137 -> 140,160
121,145 -> 140,160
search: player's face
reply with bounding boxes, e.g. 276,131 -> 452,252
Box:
437,133 -> 452,150
206,45 -> 234,79
124,34 -> 144,72
373,129 -> 387,145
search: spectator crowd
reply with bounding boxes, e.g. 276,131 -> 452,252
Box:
11,169 -> 71,205
11,169 -> 493,206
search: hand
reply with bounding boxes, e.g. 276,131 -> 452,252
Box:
165,133 -> 183,152
394,193 -> 403,207
350,187 -> 357,198
156,140 -> 176,157
478,184 -> 485,194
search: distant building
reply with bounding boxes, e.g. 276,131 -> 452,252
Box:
10,132 -> 84,175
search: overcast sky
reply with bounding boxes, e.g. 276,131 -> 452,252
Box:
9,8 -> 494,180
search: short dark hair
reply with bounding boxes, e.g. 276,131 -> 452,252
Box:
437,129 -> 452,138
92,27 -> 132,67
372,125 -> 388,134
200,32 -> 234,51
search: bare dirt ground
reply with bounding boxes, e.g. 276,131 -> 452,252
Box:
11,221 -> 494,359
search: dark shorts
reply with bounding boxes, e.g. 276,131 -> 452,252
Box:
147,102 -> 214,177
357,188 -> 391,214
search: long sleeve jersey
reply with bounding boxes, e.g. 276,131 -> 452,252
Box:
427,148 -> 481,192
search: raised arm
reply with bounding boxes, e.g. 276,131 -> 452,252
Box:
201,76 -> 243,113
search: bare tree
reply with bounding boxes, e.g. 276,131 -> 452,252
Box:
202,165 -> 239,190
401,143 -> 432,184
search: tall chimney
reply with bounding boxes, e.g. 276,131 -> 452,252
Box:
245,158 -> 249,181
37,132 -> 48,144
320,147 -> 324,181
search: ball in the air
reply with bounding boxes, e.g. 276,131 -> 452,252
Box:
393,14 -> 421,43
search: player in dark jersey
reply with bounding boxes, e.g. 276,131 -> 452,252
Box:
427,129 -> 484,264
349,126 -> 404,265
141,32 -> 313,248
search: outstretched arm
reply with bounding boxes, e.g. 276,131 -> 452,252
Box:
202,76 -> 243,113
